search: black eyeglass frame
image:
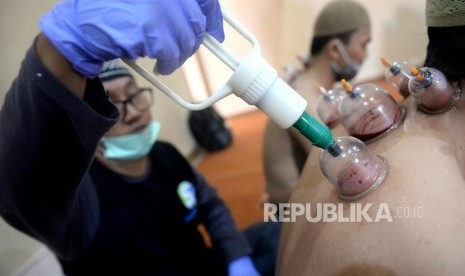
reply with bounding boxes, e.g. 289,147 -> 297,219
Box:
111,87 -> 154,119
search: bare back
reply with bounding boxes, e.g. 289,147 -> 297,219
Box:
277,97 -> 465,275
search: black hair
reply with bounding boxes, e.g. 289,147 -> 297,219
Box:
424,25 -> 465,81
310,30 -> 354,56
302,30 -> 355,69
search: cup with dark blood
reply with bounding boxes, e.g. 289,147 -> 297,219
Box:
320,136 -> 387,201
339,81 -> 406,143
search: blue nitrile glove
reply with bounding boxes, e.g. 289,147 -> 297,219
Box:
39,0 -> 224,77
228,256 -> 261,276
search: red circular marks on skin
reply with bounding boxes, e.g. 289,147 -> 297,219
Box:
337,157 -> 383,196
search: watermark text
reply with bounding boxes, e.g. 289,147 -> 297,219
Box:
264,203 -> 423,223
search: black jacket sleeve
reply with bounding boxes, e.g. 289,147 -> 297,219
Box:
0,39 -> 119,260
153,142 -> 252,264
193,168 -> 253,264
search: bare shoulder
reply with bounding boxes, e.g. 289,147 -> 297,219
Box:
277,106 -> 465,275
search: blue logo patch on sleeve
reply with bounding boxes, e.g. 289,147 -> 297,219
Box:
177,181 -> 198,222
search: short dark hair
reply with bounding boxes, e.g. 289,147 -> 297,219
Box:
424,25 -> 465,81
309,30 -> 354,56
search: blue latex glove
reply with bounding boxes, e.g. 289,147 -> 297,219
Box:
228,256 -> 261,276
39,0 -> 224,77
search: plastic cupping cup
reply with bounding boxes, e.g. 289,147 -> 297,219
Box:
338,82 -> 406,143
320,136 -> 387,201
408,67 -> 461,114
316,87 -> 345,128
381,58 -> 412,98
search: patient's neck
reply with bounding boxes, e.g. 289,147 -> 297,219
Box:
303,54 -> 335,89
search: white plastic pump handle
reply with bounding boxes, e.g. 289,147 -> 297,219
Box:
123,10 -> 307,129
122,11 -> 259,111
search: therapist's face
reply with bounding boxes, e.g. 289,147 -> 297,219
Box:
102,76 -> 153,137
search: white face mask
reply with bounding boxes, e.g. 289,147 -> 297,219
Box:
100,121 -> 161,160
331,39 -> 361,81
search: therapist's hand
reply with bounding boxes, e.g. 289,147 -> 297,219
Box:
40,0 -> 224,77
228,256 -> 261,276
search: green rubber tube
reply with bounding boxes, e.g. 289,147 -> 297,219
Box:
293,111 -> 341,157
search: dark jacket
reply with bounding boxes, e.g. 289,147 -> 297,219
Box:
0,40 -> 251,275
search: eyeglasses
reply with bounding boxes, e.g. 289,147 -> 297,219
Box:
111,88 -> 154,119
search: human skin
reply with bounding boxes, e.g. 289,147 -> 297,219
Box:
337,155 -> 383,196
95,76 -> 153,178
276,88 -> 465,275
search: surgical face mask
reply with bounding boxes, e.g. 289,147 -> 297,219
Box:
101,121 -> 161,160
331,40 -> 361,81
